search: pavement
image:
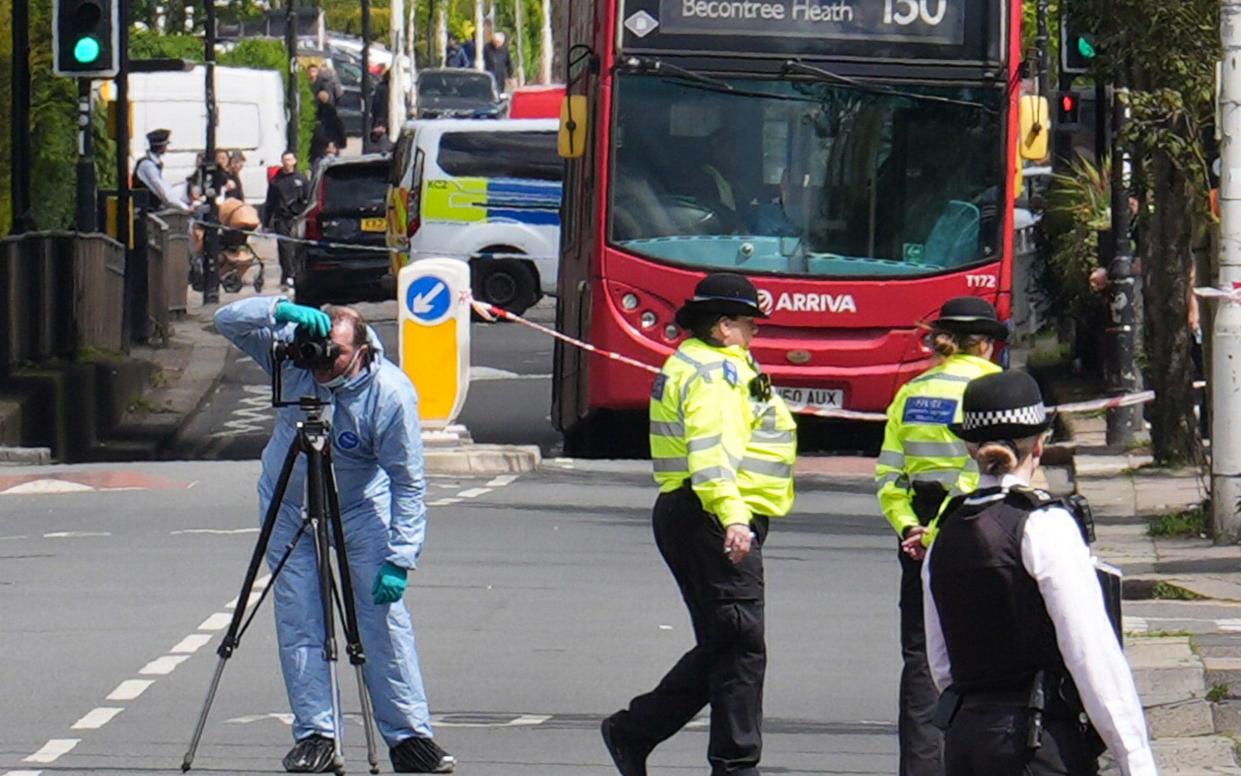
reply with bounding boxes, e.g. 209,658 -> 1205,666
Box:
33,281 -> 1241,772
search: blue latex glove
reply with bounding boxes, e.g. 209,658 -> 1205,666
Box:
372,561 -> 408,605
274,301 -> 331,337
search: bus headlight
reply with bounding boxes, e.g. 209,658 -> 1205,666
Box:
622,293 -> 640,311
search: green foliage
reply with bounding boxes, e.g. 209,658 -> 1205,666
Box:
1148,504 -> 1208,537
1208,683 -> 1231,703
1148,581 -> 1206,601
1040,155 -> 1110,319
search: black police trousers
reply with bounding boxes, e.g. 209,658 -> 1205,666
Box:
945,704 -> 1099,776
613,487 -> 769,776
899,482 -> 949,776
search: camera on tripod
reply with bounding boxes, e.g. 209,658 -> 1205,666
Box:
274,331 -> 341,370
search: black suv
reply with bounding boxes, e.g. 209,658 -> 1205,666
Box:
415,69 -> 504,119
295,154 -> 393,307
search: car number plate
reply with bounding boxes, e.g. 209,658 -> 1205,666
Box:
775,386 -> 845,411
361,217 -> 387,232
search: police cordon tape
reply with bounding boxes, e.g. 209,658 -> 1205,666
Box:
189,217 -> 558,264
464,295 -> 1190,422
188,217 -> 1189,421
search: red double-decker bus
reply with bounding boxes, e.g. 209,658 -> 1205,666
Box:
554,0 -> 1027,455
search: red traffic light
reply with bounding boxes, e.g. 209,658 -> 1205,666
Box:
1061,94 -> 1077,113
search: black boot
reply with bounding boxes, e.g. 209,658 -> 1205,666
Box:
601,713 -> 651,776
390,736 -> 456,773
282,734 -> 336,773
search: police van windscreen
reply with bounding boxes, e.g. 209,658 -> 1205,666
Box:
437,131 -> 563,181
323,163 -> 389,214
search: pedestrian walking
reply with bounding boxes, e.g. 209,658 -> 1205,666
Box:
445,35 -> 470,68
875,296 -> 1005,776
310,91 -> 348,166
214,297 -> 457,774
923,370 -> 1156,776
133,129 -> 191,213
602,272 -> 798,776
263,151 -> 309,291
307,63 -> 343,105
483,29 -> 514,91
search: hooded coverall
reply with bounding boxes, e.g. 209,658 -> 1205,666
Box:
214,296 -> 435,747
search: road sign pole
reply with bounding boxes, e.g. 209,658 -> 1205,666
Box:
76,78 -> 97,232
10,0 -> 32,233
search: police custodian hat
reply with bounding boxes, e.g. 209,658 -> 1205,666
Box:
931,296 -> 1008,341
675,272 -> 768,329
146,129 -> 171,147
949,371 -> 1054,443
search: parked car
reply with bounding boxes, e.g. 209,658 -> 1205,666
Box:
386,119 -> 562,315
415,69 -> 504,119
295,154 -> 394,307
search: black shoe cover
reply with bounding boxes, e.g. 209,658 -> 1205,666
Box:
601,714 -> 650,776
282,734 -> 337,773
390,736 -> 456,773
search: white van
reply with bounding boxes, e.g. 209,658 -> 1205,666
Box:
127,66 -> 287,207
386,118 -> 562,315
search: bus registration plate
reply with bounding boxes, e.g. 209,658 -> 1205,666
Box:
775,386 -> 844,412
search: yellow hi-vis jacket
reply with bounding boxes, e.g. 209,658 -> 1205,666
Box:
650,338 -> 798,527
875,353 -> 1001,537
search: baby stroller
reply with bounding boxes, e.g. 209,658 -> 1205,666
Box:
190,199 -> 266,293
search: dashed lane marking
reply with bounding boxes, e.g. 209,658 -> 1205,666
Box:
70,707 -> 123,730
43,531 -> 112,539
198,612 -> 233,631
138,655 -> 191,675
5,770 -> 45,775
456,488 -> 492,499
487,475 -> 519,488
171,634 -> 213,654
171,527 -> 260,535
106,680 -> 154,701
23,739 -> 79,763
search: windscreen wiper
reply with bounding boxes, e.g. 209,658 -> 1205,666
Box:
781,60 -> 996,113
621,56 -> 735,91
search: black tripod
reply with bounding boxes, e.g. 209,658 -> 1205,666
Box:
182,394 -> 380,775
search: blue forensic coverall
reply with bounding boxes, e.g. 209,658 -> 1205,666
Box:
215,296 -> 435,747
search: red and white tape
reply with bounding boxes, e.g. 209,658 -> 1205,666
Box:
466,297 -> 1192,420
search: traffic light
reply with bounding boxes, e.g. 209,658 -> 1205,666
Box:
1057,92 -> 1082,128
53,0 -> 119,77
1060,10 -> 1098,75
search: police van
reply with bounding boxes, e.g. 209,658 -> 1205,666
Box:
386,118 -> 562,315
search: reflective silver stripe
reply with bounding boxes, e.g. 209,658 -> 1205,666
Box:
910,470 -> 962,485
673,350 -> 705,371
909,372 -> 973,384
877,471 -> 905,487
687,434 -> 723,453
650,420 -> 685,437
692,466 -> 736,484
904,440 -> 968,459
653,457 -> 688,473
740,457 -> 793,478
680,362 -> 727,403
877,450 -> 906,468
752,429 -> 795,444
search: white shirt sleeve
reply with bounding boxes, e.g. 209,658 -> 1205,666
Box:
136,158 -> 191,213
1022,507 -> 1158,776
921,543 -> 953,693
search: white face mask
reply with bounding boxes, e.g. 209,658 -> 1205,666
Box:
319,348 -> 363,390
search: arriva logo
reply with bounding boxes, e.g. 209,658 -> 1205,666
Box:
757,289 -> 857,315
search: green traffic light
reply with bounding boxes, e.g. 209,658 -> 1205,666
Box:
73,35 -> 101,64
1077,36 -> 1097,60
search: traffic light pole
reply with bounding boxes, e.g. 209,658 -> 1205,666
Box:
202,0 -> 220,304
10,0 -> 32,233
75,78 -> 97,232
1035,0 -> 1050,101
1213,0 -> 1241,541
1105,88 -> 1141,448
362,0 -> 372,151
284,0 -> 298,155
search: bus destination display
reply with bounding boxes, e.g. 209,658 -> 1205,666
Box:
657,0 -> 964,43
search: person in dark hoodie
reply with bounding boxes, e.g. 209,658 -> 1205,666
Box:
310,90 -> 347,165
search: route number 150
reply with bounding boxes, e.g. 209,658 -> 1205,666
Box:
884,0 -> 948,25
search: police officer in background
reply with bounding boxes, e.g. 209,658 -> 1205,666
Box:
875,297 -> 1004,776
923,371 -> 1156,776
133,129 -> 191,213
602,273 -> 798,776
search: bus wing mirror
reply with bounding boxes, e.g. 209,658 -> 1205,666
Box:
559,95 -> 589,159
1018,95 -> 1050,162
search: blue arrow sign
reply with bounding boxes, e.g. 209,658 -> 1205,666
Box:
406,275 -> 452,324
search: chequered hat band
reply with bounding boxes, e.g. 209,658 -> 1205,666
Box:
961,403 -> 1047,431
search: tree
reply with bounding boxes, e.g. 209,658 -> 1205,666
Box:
1065,0 -> 1215,464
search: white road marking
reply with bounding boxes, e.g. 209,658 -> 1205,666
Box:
170,527 -> 260,535
1219,618 -> 1241,632
43,531 -> 112,538
5,770 -> 45,775
138,655 -> 191,675
23,739 -> 79,763
198,612 -> 233,631
427,498 -> 462,507
486,475 -> 519,488
0,535 -> 29,541
469,366 -> 552,382
211,386 -> 272,438
106,679 -> 154,701
1123,616 -> 1149,634
3,480 -> 94,495
457,488 -> 492,499
71,707 -> 123,730
171,634 -> 213,654
226,713 -> 296,725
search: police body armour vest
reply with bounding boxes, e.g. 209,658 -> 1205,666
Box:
929,488 -> 1066,693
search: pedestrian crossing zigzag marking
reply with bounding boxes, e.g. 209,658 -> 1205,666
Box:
211,389 -> 273,437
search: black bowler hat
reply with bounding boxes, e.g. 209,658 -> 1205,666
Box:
949,371 -> 1053,443
930,296 -> 1008,341
146,129 -> 171,147
675,273 -> 767,329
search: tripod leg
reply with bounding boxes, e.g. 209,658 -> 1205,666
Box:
308,444 -> 347,775
182,438 -> 301,772
324,458 -> 381,773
